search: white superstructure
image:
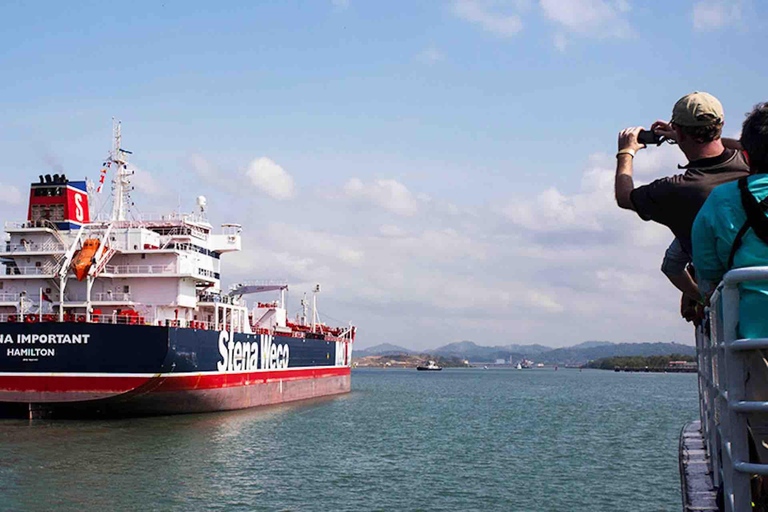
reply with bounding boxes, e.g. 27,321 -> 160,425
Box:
0,123 -> 287,335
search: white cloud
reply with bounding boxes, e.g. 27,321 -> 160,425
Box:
0,184 -> 22,205
596,267 -> 657,294
186,153 -> 215,179
221,146 -> 696,351
502,149 -> 679,239
332,0 -> 350,10
452,0 -> 524,38
132,167 -> 163,196
502,184 -> 605,233
539,0 -> 632,39
344,178 -> 420,216
417,46 -> 445,64
379,224 -> 406,237
693,0 -> 742,30
553,33 -> 567,52
245,157 -> 295,200
526,290 -> 564,312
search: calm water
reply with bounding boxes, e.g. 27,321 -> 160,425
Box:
0,368 -> 697,511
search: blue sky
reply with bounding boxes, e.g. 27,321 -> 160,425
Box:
0,0 -> 765,349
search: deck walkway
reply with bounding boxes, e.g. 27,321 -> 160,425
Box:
680,421 -> 719,511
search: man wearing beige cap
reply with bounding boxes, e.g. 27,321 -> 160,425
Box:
614,91 -> 749,312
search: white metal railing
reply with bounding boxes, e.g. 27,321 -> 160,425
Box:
92,211 -> 209,224
198,293 -> 240,305
0,312 -> 227,331
4,266 -> 57,276
4,220 -> 72,231
103,264 -> 176,275
1,241 -> 67,254
92,292 -> 133,302
88,212 -> 210,240
0,293 -> 21,302
0,309 -> 355,341
196,268 -> 219,279
698,266 -> 768,511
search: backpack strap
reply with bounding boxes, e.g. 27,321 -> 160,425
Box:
727,177 -> 768,269
728,221 -> 751,270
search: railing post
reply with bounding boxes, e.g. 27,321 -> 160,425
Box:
722,282 -> 751,511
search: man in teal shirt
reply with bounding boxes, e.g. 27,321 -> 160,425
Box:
692,103 -> 768,339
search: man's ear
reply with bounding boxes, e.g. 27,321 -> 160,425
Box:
675,125 -> 686,143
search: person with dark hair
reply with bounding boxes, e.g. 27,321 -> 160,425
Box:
692,103 -> 768,469
693,102 -> 768,338
615,92 -> 749,316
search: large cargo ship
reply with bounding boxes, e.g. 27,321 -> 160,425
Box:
0,123 -> 355,419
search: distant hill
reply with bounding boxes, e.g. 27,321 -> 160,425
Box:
353,343 -> 413,357
537,342 -> 695,366
503,343 -> 552,355
352,340 -> 696,366
432,341 -> 523,361
570,341 -> 614,350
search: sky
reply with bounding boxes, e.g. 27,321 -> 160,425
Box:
0,0 -> 766,350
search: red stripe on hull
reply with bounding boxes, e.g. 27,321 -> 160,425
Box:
0,375 -> 153,402
153,366 -> 350,392
0,367 -> 352,416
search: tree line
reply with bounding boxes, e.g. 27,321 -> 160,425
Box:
584,354 -> 696,370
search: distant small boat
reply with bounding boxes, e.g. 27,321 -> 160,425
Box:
417,361 -> 442,371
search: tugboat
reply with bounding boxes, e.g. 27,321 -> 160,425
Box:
416,360 -> 442,371
0,121 -> 356,418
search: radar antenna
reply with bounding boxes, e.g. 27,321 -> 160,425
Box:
108,119 -> 135,221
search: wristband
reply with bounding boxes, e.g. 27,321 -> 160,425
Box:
616,149 -> 636,158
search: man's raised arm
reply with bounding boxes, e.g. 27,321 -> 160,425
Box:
615,126 -> 646,210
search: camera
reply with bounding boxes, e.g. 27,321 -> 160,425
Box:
638,130 -> 663,146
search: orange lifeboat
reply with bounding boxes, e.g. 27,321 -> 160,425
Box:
72,238 -> 100,281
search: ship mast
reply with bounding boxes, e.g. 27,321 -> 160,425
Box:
108,119 -> 134,221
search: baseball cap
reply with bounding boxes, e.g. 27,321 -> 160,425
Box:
671,92 -> 724,127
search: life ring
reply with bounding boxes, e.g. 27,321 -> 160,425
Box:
25,314 -> 38,323
77,315 -> 86,323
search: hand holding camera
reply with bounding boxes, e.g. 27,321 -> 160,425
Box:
637,129 -> 663,146
619,122 -> 674,153
617,126 -> 647,154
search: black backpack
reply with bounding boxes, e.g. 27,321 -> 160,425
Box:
727,177 -> 768,269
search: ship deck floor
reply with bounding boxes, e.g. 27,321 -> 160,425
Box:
680,420 -> 719,511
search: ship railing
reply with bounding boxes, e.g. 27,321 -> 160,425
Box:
0,311 -> 348,339
233,279 -> 289,288
3,221 -> 51,230
196,268 -> 219,279
698,266 -> 768,512
90,212 -> 210,236
91,211 -> 207,223
1,241 -> 67,254
3,265 -> 57,276
0,293 -> 21,302
92,293 -> 133,302
3,220 -> 77,231
103,264 -> 177,275
32,293 -> 134,303
0,312 -> 221,330
198,293 -> 237,304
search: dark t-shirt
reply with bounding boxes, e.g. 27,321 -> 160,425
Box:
630,148 -> 750,255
